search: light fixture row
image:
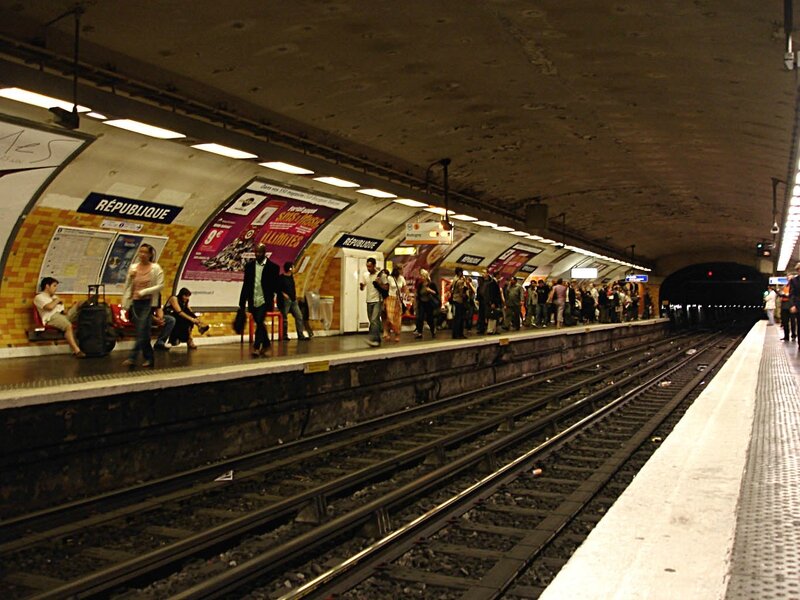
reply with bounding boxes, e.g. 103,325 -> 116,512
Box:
777,168 -> 800,271
1,87 -> 651,272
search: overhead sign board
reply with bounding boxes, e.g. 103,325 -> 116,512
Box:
405,221 -> 454,245
625,274 -> 649,283
769,276 -> 788,285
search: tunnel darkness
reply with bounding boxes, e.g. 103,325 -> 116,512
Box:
660,262 -> 767,307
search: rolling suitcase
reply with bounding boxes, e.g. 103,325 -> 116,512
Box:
78,284 -> 116,357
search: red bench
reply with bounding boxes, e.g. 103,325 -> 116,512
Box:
110,304 -> 164,336
247,311 -> 283,343
28,305 -> 68,341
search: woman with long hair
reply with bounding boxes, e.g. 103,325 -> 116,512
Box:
121,244 -> 163,368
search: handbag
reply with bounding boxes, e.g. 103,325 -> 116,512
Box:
233,307 -> 246,334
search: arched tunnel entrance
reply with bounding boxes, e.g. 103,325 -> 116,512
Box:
660,262 -> 767,326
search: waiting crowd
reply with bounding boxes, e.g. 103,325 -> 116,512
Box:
359,257 -> 654,347
34,245 -> 654,361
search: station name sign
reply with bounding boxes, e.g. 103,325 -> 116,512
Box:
78,193 -> 182,224
334,233 -> 382,252
457,254 -> 484,265
625,274 -> 649,283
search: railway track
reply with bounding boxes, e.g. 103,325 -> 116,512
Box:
0,331 -> 725,599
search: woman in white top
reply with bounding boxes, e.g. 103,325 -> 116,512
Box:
764,286 -> 777,326
121,244 -> 164,367
384,267 -> 406,342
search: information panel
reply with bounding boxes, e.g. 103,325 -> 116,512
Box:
38,226 -> 169,295
38,226 -> 116,293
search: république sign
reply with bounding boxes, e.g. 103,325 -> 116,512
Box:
78,192 -> 182,224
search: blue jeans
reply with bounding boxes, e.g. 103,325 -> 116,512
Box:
156,315 -> 176,346
129,299 -> 154,362
281,299 -> 305,339
535,303 -> 548,326
367,301 -> 382,343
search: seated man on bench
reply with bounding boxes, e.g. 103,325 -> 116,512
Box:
33,277 -> 85,358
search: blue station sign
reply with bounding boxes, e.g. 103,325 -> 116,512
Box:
78,192 -> 182,223
625,274 -> 649,283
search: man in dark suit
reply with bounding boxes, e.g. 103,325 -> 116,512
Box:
239,243 -> 280,357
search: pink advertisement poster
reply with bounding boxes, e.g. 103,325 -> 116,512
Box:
487,243 -> 542,283
392,220 -> 471,283
179,181 -> 349,307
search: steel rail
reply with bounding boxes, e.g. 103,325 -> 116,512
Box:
279,333 -> 735,600
162,334 -> 726,600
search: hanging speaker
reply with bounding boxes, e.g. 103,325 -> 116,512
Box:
526,202 -> 548,231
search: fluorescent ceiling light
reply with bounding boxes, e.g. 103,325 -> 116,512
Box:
527,234 -> 544,240
357,188 -> 397,198
510,230 -> 529,236
495,226 -> 514,232
393,198 -> 428,208
86,112 -> 107,120
313,176 -> 359,188
259,161 -> 314,175
475,220 -> 497,227
192,143 -> 257,159
424,206 -> 448,215
0,87 -> 91,112
104,119 -> 185,139
451,214 -> 477,221
540,238 -> 556,244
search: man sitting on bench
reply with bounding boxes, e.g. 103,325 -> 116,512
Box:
33,277 -> 85,358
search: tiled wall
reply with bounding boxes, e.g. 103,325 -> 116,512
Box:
0,206 -> 195,346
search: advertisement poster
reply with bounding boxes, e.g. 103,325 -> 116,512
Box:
179,181 -> 349,307
100,234 -> 169,294
487,243 -> 542,283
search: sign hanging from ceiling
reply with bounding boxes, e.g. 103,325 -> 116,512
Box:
404,221 -> 454,245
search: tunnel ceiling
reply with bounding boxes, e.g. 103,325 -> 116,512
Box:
0,1 -> 796,271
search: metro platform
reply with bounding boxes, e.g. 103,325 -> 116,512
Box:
0,319 -> 664,409
540,320 -> 800,600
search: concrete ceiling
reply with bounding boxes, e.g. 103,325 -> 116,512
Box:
0,0 -> 796,273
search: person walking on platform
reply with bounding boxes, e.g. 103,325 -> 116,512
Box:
789,265 -> 800,346
239,243 -> 281,357
279,261 -> 309,341
779,276 -> 796,341
122,244 -> 164,368
450,266 -> 472,339
549,278 -> 567,328
414,269 -> 438,339
763,285 -> 777,326
535,279 -> 549,327
33,277 -> 85,357
476,273 -> 488,333
384,267 -> 406,342
360,257 -> 388,347
505,276 -> 523,330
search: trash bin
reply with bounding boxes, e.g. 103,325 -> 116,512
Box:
305,290 -> 321,320
319,295 -> 334,330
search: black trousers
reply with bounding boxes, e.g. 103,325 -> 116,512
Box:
251,304 -> 271,349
